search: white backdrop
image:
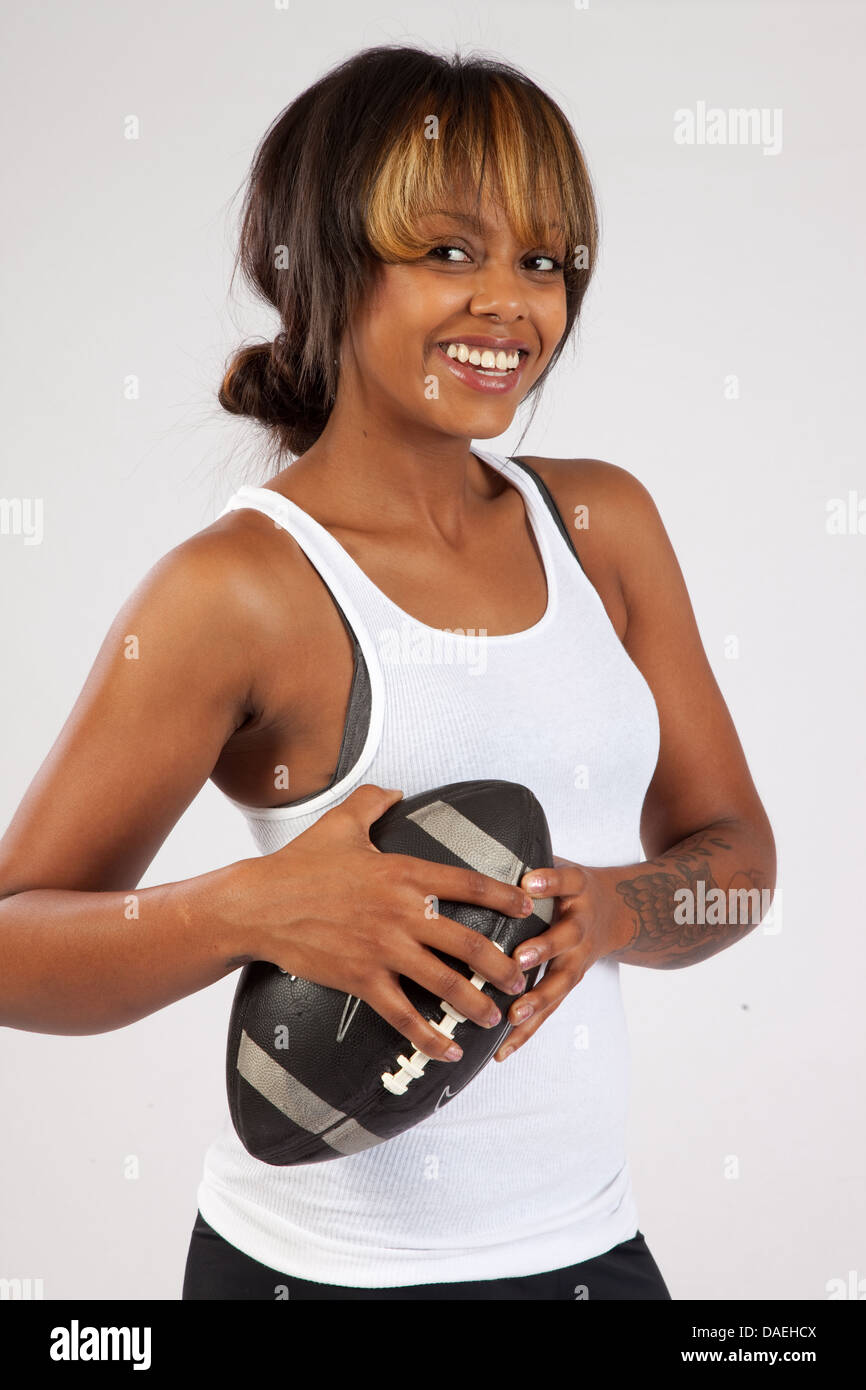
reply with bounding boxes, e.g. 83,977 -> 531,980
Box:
1,0 -> 863,1301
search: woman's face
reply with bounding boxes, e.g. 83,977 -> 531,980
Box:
338,190 -> 569,444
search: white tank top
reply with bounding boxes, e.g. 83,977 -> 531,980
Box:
195,446 -> 660,1287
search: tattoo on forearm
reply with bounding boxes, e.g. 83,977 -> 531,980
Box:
614,829 -> 768,966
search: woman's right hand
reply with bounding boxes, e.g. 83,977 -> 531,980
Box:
228,784 -> 532,1063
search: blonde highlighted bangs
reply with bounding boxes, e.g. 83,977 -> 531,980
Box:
363,74 -> 597,280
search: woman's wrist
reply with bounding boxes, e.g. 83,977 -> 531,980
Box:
170,857 -> 263,970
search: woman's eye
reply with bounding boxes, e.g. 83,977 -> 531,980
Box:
427,243 -> 473,264
526,253 -> 565,273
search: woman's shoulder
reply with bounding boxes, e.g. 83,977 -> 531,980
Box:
187,492 -> 327,646
515,454 -> 657,516
513,456 -> 668,626
516,456 -> 670,582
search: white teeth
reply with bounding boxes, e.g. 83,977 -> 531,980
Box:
442,342 -> 521,371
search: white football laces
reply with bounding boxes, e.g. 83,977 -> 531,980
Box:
381,942 -> 505,1095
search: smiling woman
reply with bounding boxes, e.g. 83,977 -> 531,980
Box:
185,43 -> 682,1302
218,43 -> 597,460
0,40 -> 774,1306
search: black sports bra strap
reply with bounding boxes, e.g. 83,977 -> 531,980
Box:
277,597 -> 372,809
332,624 -> 372,781
508,456 -> 586,575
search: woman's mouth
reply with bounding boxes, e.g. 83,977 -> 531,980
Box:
434,341 -> 528,394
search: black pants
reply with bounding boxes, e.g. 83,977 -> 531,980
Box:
182,1210 -> 672,1300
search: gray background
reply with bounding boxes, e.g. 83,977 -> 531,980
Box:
1,0 -> 863,1300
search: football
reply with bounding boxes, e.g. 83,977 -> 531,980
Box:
225,779 -> 555,1165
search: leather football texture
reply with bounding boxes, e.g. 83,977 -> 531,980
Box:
225,779 -> 555,1165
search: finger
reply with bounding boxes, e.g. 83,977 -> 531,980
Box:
337,783 -> 406,843
407,856 -> 535,924
493,994 -> 562,1062
401,945 -> 515,1031
509,913 -> 587,969
520,864 -> 587,897
496,952 -> 590,1051
494,966 -> 583,1061
508,953 -> 585,1024
370,980 -> 473,1064
418,915 -> 528,997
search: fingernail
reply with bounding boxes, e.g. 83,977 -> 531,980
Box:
499,1046 -> 514,1061
518,948 -> 539,967
514,1004 -> 533,1022
525,875 -> 546,890
446,1044 -> 462,1059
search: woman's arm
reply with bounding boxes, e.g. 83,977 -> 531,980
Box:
0,520 -> 530,1055
538,458 -> 777,969
0,866 -> 252,1035
596,818 -> 774,969
0,532 -> 264,1034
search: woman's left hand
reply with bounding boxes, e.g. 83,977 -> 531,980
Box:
493,855 -> 630,1062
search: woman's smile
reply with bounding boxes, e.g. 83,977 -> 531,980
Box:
433,339 -> 530,394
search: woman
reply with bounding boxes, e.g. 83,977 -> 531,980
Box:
0,45 -> 775,1301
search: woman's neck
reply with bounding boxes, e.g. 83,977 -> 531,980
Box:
281,415 -> 506,545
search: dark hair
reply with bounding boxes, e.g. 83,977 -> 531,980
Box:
219,43 -> 599,462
